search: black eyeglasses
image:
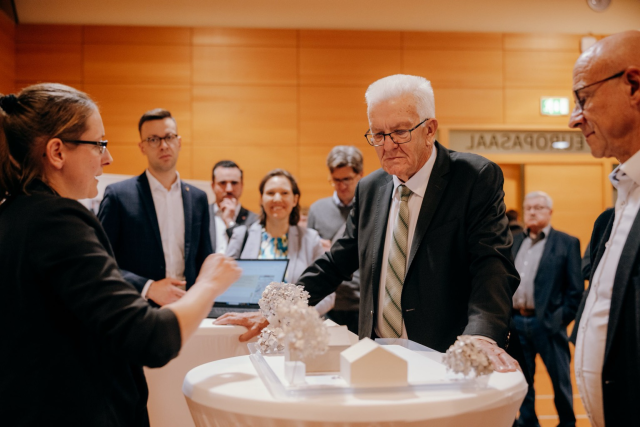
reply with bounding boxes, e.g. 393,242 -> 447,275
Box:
63,139 -> 108,154
143,134 -> 180,148
573,70 -> 625,110
364,118 -> 428,146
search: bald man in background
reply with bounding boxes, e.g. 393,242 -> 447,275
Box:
569,31 -> 640,427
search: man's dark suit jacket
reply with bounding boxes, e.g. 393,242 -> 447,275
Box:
512,228 -> 583,334
208,203 -> 258,251
571,208 -> 640,425
299,142 -> 520,352
98,172 -> 212,291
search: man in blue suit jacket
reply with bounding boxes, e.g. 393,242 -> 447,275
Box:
98,109 -> 212,306
512,191 -> 583,427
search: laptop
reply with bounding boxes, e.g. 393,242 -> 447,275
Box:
207,259 -> 289,318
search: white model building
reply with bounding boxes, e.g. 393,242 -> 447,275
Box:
340,338 -> 408,387
304,323 -> 357,372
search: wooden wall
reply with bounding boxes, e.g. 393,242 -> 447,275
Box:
0,12 -> 15,95
13,24 -> 609,247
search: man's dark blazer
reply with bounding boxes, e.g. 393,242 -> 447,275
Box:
299,142 -> 520,352
571,208 -> 640,425
98,172 -> 213,291
512,228 -> 583,334
208,203 -> 258,251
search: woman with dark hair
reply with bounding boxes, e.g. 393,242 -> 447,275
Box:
0,83 -> 240,427
226,169 -> 334,311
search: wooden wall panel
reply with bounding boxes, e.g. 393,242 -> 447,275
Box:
300,30 -> 401,49
503,33 -> 582,52
191,144 -> 298,212
192,28 -> 296,47
16,24 -> 82,44
16,43 -> 83,84
84,26 -> 191,45
497,164 -> 522,214
192,85 -> 297,146
300,48 -> 401,86
85,84 -> 192,145
84,44 -> 191,85
504,51 -> 578,89
524,164 -> 604,248
433,88 -> 503,125
404,32 -> 503,50
192,46 -> 297,85
0,13 -> 15,95
505,88 -> 576,125
404,50 -> 502,89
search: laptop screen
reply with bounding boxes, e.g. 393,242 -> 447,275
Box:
214,259 -> 289,306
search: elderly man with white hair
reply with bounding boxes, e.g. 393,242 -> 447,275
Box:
511,191 -> 583,427
217,74 -> 521,372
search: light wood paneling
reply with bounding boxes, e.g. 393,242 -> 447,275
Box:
84,25 -> 191,45
192,85 -> 297,146
300,48 -> 401,86
192,28 -> 296,47
105,144 -> 193,178
504,51 -> 578,89
524,163 -> 603,247
503,33 -> 582,52
0,13 -> 15,95
404,31 -> 503,50
192,144 -> 298,213
300,30 -> 401,49
85,84 -> 192,145
404,50 -> 503,89
498,163 -> 522,214
16,43 -> 83,83
299,86 -> 368,146
84,44 -> 191,85
505,88 -> 576,125
16,24 -> 82,44
193,46 -> 297,85
433,88 -> 503,125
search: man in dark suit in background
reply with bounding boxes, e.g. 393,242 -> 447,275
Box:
209,160 -> 258,254
217,74 -> 520,371
511,191 -> 583,427
568,30 -> 640,427
98,109 -> 212,306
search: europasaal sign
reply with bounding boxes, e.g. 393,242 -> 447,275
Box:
449,130 -> 590,154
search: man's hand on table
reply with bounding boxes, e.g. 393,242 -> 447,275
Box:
215,311 -> 269,341
471,337 -> 520,373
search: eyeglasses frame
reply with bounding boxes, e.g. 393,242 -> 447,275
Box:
142,133 -> 180,148
62,139 -> 108,154
364,118 -> 429,147
573,70 -> 625,110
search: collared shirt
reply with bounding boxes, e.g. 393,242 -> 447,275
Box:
575,148 -> 640,427
512,224 -> 551,310
141,170 -> 186,298
376,146 -> 438,339
213,202 -> 242,254
332,191 -> 355,208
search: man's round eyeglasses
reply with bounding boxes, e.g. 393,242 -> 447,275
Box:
143,134 -> 180,148
364,118 -> 428,146
573,70 -> 624,110
63,139 -> 108,154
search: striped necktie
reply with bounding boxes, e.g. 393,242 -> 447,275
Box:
380,184 -> 412,338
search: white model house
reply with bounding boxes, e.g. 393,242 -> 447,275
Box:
340,338 -> 408,387
303,323 -> 357,372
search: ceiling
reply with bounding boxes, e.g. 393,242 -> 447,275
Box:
13,0 -> 640,34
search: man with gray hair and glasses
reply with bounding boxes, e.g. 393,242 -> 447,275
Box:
218,74 -> 521,374
99,108 -> 212,306
511,191 -> 582,427
307,146 -> 364,333
568,30 -> 640,427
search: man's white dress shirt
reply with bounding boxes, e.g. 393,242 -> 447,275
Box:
575,149 -> 640,427
213,202 -> 242,254
376,146 -> 437,339
141,170 -> 186,297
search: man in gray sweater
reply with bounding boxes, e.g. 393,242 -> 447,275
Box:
307,146 -> 364,333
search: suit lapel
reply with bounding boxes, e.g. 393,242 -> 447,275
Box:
208,204 -> 217,250
535,228 -> 557,309
137,173 -> 163,250
371,177 -> 394,304
605,209 -> 640,362
287,226 -> 300,283
182,182 -> 193,263
511,232 -> 525,257
407,143 -> 450,271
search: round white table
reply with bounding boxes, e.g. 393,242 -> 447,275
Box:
145,320 -> 250,427
183,353 -> 527,427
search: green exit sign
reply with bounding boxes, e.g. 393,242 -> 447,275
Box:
540,97 -> 570,116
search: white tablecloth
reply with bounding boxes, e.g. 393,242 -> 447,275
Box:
145,320 -> 250,427
183,353 -> 527,427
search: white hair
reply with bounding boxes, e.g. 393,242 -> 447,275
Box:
365,74 -> 436,120
525,191 -> 553,209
